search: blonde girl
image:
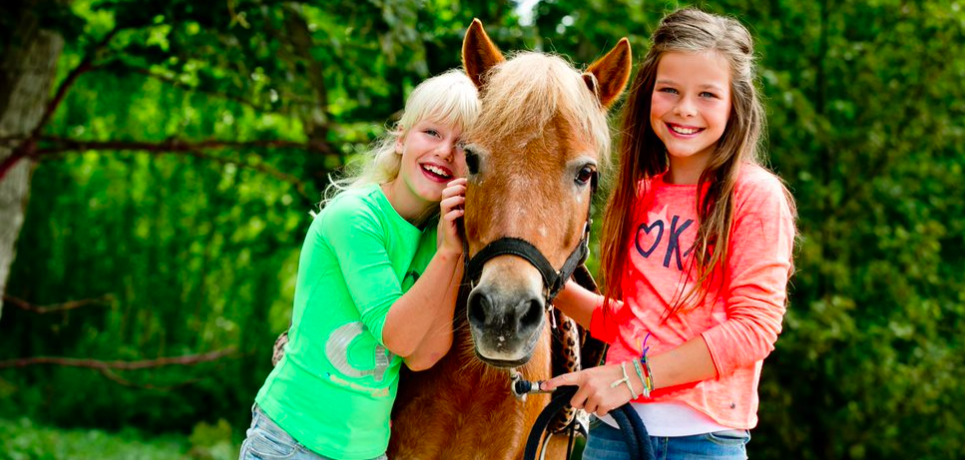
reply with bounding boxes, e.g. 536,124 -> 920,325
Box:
241,70 -> 479,460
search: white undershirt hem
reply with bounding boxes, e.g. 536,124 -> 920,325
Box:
598,401 -> 733,437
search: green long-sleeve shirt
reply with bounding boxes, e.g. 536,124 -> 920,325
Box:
255,184 -> 437,459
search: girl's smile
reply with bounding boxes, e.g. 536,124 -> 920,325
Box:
419,161 -> 454,182
666,122 -> 706,138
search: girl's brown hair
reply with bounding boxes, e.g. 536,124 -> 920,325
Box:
600,8 -> 793,314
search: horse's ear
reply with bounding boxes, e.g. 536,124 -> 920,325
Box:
462,18 -> 505,88
583,38 -> 632,109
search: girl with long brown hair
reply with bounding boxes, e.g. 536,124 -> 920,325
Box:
542,8 -> 797,459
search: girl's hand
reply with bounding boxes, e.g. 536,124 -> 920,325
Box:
540,362 -> 639,417
437,178 -> 466,257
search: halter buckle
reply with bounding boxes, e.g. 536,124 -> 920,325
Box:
509,368 -> 528,401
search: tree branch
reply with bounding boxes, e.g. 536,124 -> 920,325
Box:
31,138 -> 314,198
97,367 -> 203,390
2,294 -> 113,314
0,135 -> 28,147
0,25 -> 123,180
0,347 -> 237,370
0,137 -> 36,180
35,135 -> 327,155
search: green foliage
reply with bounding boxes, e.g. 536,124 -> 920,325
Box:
0,416 -> 241,459
1,0 -> 963,459
0,416 -> 212,460
188,419 -> 237,460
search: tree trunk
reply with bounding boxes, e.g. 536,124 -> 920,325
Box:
281,4 -> 337,200
0,4 -> 64,320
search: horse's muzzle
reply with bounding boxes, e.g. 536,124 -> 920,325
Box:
466,283 -> 545,366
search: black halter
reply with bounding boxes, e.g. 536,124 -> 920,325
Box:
463,172 -> 598,305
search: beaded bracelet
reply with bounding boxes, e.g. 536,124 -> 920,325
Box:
638,332 -> 654,396
631,358 -> 650,398
639,356 -> 654,396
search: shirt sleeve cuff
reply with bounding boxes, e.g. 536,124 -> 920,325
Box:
700,329 -> 727,379
589,300 -> 617,343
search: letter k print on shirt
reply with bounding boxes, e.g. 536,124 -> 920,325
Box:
635,205 -> 695,271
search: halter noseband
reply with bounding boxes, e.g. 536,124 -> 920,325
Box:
463,172 -> 598,305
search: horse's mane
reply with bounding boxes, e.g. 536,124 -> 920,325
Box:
471,52 -> 612,166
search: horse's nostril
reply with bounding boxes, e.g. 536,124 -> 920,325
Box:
467,290 -> 491,328
518,296 -> 544,331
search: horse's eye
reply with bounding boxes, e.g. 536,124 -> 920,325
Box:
575,165 -> 595,186
465,148 -> 480,175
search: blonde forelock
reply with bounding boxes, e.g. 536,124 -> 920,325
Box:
469,52 -> 612,167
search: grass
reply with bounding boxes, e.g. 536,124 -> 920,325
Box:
0,417 -> 239,460
0,415 -> 582,459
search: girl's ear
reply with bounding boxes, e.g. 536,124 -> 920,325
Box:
462,18 -> 505,89
394,128 -> 406,155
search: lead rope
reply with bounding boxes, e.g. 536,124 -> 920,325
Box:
519,386 -> 655,460
508,369 -> 578,460
510,370 -> 585,460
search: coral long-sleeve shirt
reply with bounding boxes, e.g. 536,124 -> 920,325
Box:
590,164 -> 796,429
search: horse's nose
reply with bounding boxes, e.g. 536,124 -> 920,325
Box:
468,288 -> 545,334
467,289 -> 492,330
516,295 -> 544,333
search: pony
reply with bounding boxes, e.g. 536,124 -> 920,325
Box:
387,20 -> 631,459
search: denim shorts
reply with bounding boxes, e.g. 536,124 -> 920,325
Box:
239,404 -> 388,460
582,417 -> 750,460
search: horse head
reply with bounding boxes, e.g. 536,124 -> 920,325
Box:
460,20 -> 631,367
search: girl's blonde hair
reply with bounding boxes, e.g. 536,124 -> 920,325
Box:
600,8 -> 796,314
325,69 -> 480,202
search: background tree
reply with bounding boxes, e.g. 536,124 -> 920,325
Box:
0,0 -> 64,320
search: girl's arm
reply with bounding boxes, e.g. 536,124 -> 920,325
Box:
554,292 -> 720,390
322,182 -> 463,369
556,280 -> 629,344
541,336 -> 717,417
697,175 -> 796,378
547,279 -> 718,415
400,259 -> 462,371
551,245 -> 719,408
552,279 -> 603,329
383,250 -> 461,367
384,179 -> 467,368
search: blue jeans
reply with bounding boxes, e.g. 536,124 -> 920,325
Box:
582,418 -> 750,460
240,404 -> 388,460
